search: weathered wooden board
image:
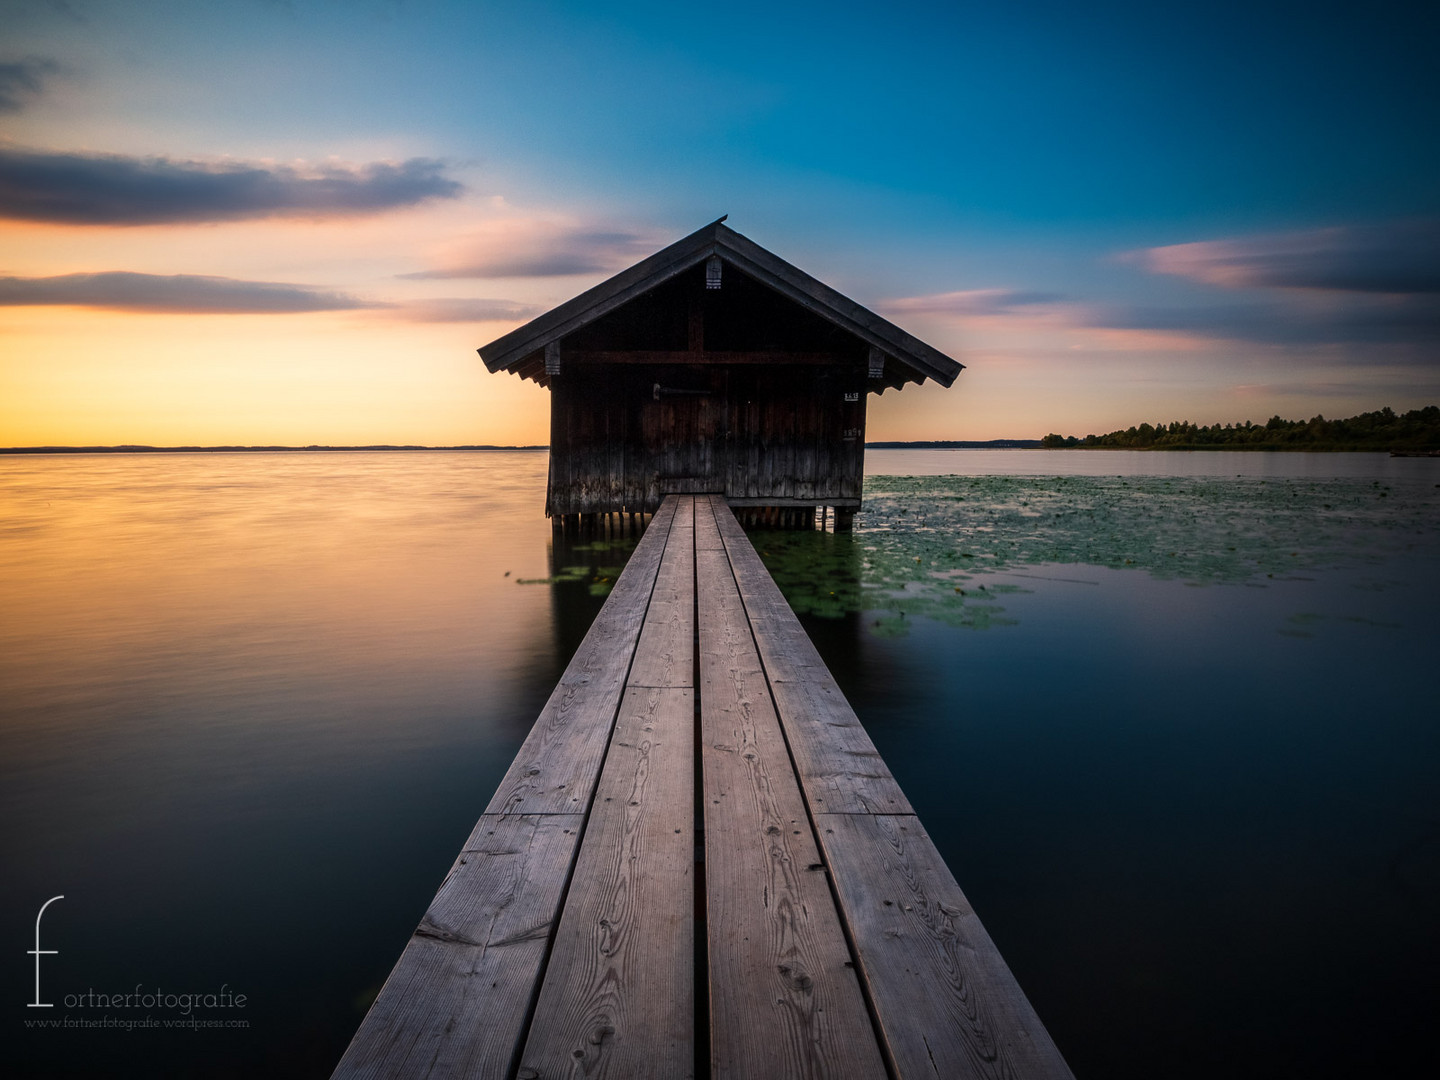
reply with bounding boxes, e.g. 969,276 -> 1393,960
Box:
693,494 -> 726,551
816,813 -> 1074,1080
695,499 -> 887,1080
765,677 -> 912,816
627,497 -> 695,689
710,497 -> 910,815
486,498 -> 677,816
332,814 -> 585,1080
518,686 -> 697,1080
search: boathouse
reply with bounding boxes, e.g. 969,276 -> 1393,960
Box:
478,217 -> 962,528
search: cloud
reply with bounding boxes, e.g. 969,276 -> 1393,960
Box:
1226,378 -> 1431,400
0,271 -> 377,313
883,288 -> 1214,353
881,288 -> 1062,317
1132,221 -> 1440,294
0,56 -> 58,113
405,218 -> 661,278
0,149 -> 462,225
1097,294 -> 1440,348
385,297 -> 541,323
885,285 -> 1440,354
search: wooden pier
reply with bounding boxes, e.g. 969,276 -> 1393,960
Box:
333,495 -> 1072,1080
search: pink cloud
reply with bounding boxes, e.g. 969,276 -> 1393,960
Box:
882,288 -> 1060,317
881,289 -> 1212,352
1128,220 -> 1440,294
403,214 -> 666,279
378,297 -> 541,323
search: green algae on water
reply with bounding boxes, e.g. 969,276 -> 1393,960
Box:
752,473 -> 1440,635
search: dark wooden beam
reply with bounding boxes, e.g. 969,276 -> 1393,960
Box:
564,350 -> 859,366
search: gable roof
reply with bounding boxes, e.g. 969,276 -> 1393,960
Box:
477,217 -> 963,390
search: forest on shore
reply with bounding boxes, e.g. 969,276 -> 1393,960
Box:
1042,405 -> 1440,452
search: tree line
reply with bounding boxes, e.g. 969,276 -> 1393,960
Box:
1041,405 -> 1440,451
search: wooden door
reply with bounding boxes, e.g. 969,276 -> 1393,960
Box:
649,368 -> 728,495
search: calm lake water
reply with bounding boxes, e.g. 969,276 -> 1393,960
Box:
3,449 -> 1437,1078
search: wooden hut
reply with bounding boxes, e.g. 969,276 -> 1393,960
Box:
478,217 -> 962,529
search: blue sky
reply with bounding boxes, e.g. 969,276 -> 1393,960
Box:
2,0 -> 1437,443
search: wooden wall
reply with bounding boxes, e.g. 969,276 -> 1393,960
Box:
546,362 -> 866,516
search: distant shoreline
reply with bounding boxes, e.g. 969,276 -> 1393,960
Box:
0,440 -> 1420,455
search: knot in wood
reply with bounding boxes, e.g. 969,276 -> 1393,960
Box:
777,964 -> 814,992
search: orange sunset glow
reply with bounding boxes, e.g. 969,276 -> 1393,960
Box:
3,0 -> 1436,446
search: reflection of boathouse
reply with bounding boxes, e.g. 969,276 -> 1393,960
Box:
478,217 -> 963,529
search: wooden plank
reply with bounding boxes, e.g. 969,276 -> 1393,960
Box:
627,496 -> 695,689
710,497 -> 910,815
519,687 -> 696,1080
765,677 -> 911,816
742,607 -> 827,681
816,814 -> 1074,1080
694,494 -> 725,550
332,814 -> 585,1080
486,497 -> 677,816
695,498 -> 888,1080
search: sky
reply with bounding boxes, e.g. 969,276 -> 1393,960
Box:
1,0 -> 1437,445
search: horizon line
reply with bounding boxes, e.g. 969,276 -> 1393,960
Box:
0,440 -> 1046,455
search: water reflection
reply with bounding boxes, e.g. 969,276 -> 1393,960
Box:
0,451 -> 581,1078
4,450 -> 1436,1078
544,522 -> 641,660
838,561 -> 1439,1078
